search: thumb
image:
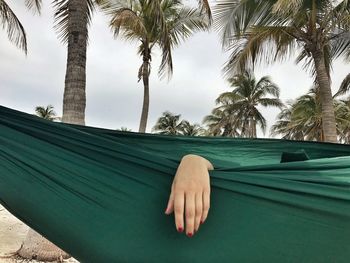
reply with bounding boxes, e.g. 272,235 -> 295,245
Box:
165,190 -> 174,215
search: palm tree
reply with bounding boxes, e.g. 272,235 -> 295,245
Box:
272,88 -> 324,141
152,111 -> 184,135
16,0 -> 100,256
213,71 -> 283,138
179,120 -> 205,136
271,87 -> 350,141
116,126 -> 132,131
202,106 -> 241,137
270,103 -> 305,140
0,0 -> 41,53
103,0 -> 210,133
214,0 -> 350,142
56,0 -> 211,126
35,105 -> 60,121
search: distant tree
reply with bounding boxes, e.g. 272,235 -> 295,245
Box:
117,126 -> 132,131
152,111 -> 184,135
179,120 -> 205,136
35,105 -> 60,121
270,102 -> 305,141
212,71 -> 283,138
203,107 -> 240,137
271,87 -> 350,142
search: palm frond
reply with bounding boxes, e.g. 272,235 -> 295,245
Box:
272,0 -> 303,15
215,91 -> 243,105
25,0 -> 42,14
254,108 -> 267,134
213,0 -> 277,48
334,73 -> 350,97
110,7 -> 147,39
197,0 -> 211,20
159,6 -> 208,79
330,31 -> 350,60
0,0 -> 27,53
258,98 -> 284,108
168,7 -> 208,44
223,26 -> 298,76
53,0 -> 95,44
254,76 -> 280,98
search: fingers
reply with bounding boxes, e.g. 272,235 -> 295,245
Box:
194,193 -> 202,232
185,193 -> 195,237
174,191 -> 185,233
186,193 -> 195,237
167,175 -> 210,237
201,189 -> 210,224
168,188 -> 210,236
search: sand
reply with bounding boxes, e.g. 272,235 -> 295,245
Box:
0,205 -> 78,263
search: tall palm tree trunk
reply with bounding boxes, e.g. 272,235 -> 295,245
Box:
62,0 -> 88,125
17,0 -> 89,260
312,50 -> 337,143
249,118 -> 253,138
138,49 -> 150,133
253,119 -> 257,138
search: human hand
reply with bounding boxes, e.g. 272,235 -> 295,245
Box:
165,154 -> 214,237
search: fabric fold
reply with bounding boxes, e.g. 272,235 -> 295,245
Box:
0,105 -> 349,263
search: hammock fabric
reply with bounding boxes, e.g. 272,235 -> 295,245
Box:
0,105 -> 349,263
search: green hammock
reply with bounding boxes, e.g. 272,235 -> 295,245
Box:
0,105 -> 349,262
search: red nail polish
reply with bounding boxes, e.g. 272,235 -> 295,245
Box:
177,227 -> 183,233
200,220 -> 203,224
187,232 -> 193,237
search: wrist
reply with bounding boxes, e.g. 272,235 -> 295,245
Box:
181,154 -> 214,170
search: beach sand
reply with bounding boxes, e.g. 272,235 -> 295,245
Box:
0,205 -> 78,263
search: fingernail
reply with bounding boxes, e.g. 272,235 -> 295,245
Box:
177,227 -> 183,233
200,220 -> 203,224
187,232 -> 193,237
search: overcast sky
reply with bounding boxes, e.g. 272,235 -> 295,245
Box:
0,0 -> 349,136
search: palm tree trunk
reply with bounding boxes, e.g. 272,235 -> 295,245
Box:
17,0 -> 89,260
253,119 -> 257,138
62,0 -> 88,125
138,48 -> 151,133
249,118 -> 256,138
249,118 -> 253,138
312,50 -> 337,143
